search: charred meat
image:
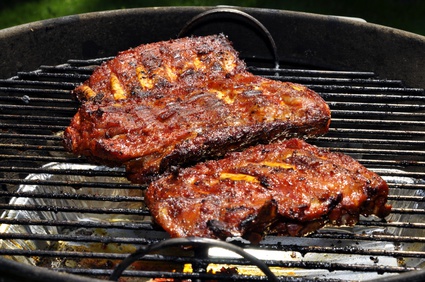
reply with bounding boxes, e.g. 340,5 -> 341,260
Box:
64,35 -> 331,184
71,34 -> 245,103
145,138 -> 391,244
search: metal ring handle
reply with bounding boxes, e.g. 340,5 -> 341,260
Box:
109,237 -> 279,282
178,7 -> 280,69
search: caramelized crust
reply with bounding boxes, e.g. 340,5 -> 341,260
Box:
145,139 -> 391,243
73,34 -> 244,103
64,35 -> 331,184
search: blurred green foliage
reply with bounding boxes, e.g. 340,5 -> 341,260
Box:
1,0 -> 424,35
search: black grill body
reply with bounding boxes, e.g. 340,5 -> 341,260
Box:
0,7 -> 425,88
0,6 -> 425,282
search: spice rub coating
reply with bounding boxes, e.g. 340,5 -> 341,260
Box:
72,34 -> 245,103
64,35 -> 331,184
145,138 -> 391,243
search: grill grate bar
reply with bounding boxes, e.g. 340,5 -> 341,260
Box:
0,123 -> 65,131
0,203 -> 149,216
0,191 -> 142,202
0,133 -> 62,140
326,127 -> 425,136
271,76 -> 406,86
0,123 -> 71,131
327,101 -> 425,110
389,183 -> 425,190
0,166 -> 126,177
387,195 -> 425,202
0,178 -> 140,189
15,71 -> 90,81
0,114 -> 71,124
322,93 -> 425,102
0,249 -> 130,260
326,147 -> 425,157
239,261 -> 418,275
312,232 -> 425,243
0,217 -> 153,231
249,66 -> 377,77
0,144 -> 65,152
330,110 -> 425,120
67,57 -> 115,65
0,155 -> 82,163
0,87 -> 73,95
0,78 -> 78,89
311,85 -> 425,94
358,220 -> 425,229
356,160 -> 425,168
315,136 -> 425,146
0,104 -> 77,112
329,118 -> 425,127
274,245 -> 425,259
39,65 -> 97,74
390,208 -> 425,214
0,233 -> 155,245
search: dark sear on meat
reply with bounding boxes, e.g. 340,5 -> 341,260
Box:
63,35 -> 331,184
145,138 -> 391,244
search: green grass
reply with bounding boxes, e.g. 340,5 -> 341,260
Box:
0,0 -> 256,29
1,0 -> 425,36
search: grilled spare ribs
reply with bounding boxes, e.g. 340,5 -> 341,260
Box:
145,138 -> 391,243
64,35 -> 331,184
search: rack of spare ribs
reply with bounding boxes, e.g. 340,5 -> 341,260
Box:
0,7 -> 425,282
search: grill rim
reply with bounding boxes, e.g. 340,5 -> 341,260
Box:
1,6 -> 425,282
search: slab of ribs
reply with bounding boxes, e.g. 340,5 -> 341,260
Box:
145,138 -> 391,243
64,34 -> 391,242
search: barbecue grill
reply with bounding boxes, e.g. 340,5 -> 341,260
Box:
1,6 -> 425,282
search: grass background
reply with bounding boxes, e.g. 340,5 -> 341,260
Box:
1,0 -> 425,36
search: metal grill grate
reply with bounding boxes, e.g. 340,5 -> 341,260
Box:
0,54 -> 425,281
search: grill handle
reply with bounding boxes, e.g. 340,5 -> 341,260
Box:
178,7 -> 280,69
109,237 -> 279,281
